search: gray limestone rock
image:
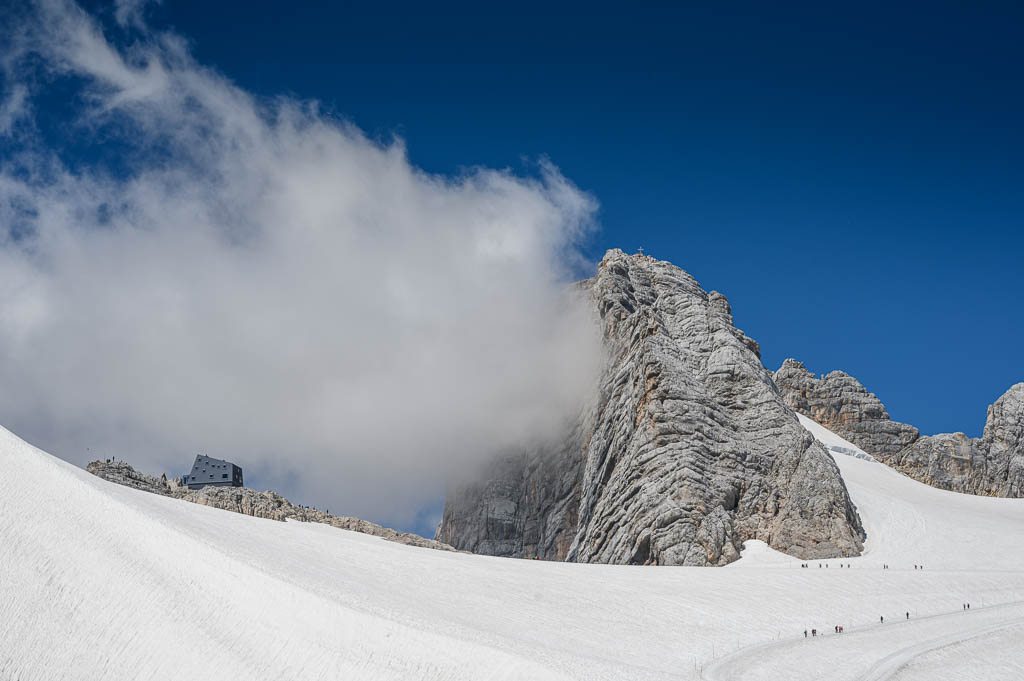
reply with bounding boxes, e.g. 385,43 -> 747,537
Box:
985,384 -> 1024,497
87,460 -> 458,552
85,460 -> 180,497
437,250 -> 865,565
773,359 -> 920,459
889,384 -> 1024,496
775,359 -> 1024,498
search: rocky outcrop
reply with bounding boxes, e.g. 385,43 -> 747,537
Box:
437,250 -> 865,565
984,385 -> 1024,496
85,460 -> 186,497
775,360 -> 1024,498
889,384 -> 1024,496
182,485 -> 456,551
87,461 -> 458,552
773,359 -> 920,459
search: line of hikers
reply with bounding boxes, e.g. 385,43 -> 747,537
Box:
805,603 -> 974,638
797,562 -> 926,569
805,625 -> 845,637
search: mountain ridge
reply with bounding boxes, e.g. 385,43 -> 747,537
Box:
774,359 -> 1024,497
85,459 -> 458,552
437,249 -> 865,565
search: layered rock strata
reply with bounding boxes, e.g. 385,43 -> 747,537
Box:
775,361 -> 1024,497
87,460 -> 457,552
773,359 -> 920,459
437,250 -> 865,565
892,385 -> 1024,496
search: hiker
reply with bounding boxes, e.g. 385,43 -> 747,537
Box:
839,625 -> 844,633
834,625 -> 838,633
906,612 -> 909,619
804,630 -> 807,638
968,603 -> 970,609
880,615 -> 884,623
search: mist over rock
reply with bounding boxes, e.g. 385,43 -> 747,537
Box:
436,250 -> 865,565
775,361 -> 1024,498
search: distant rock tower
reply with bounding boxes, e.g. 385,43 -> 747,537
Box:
185,454 -> 243,490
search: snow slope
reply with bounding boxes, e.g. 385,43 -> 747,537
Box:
2,419 -> 1024,681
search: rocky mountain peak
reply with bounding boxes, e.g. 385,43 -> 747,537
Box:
437,250 -> 865,565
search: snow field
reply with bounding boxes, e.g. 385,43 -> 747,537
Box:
2,417 -> 1024,680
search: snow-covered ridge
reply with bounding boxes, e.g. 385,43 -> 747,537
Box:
3,421 -> 1024,680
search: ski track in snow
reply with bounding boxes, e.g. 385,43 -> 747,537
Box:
857,613 -> 1024,681
3,416 -> 1024,680
888,621 -> 1024,680
700,599 -> 1024,681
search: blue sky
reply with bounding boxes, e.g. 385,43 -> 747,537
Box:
121,0 -> 1023,437
3,0 -> 1023,536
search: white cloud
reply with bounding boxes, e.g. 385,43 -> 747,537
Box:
113,0 -> 161,29
0,0 -> 602,529
0,85 -> 29,135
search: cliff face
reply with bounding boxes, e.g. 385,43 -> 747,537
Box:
87,461 -> 457,552
775,361 -> 1024,498
773,360 -> 920,459
894,384 -> 1024,497
436,250 -> 865,566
